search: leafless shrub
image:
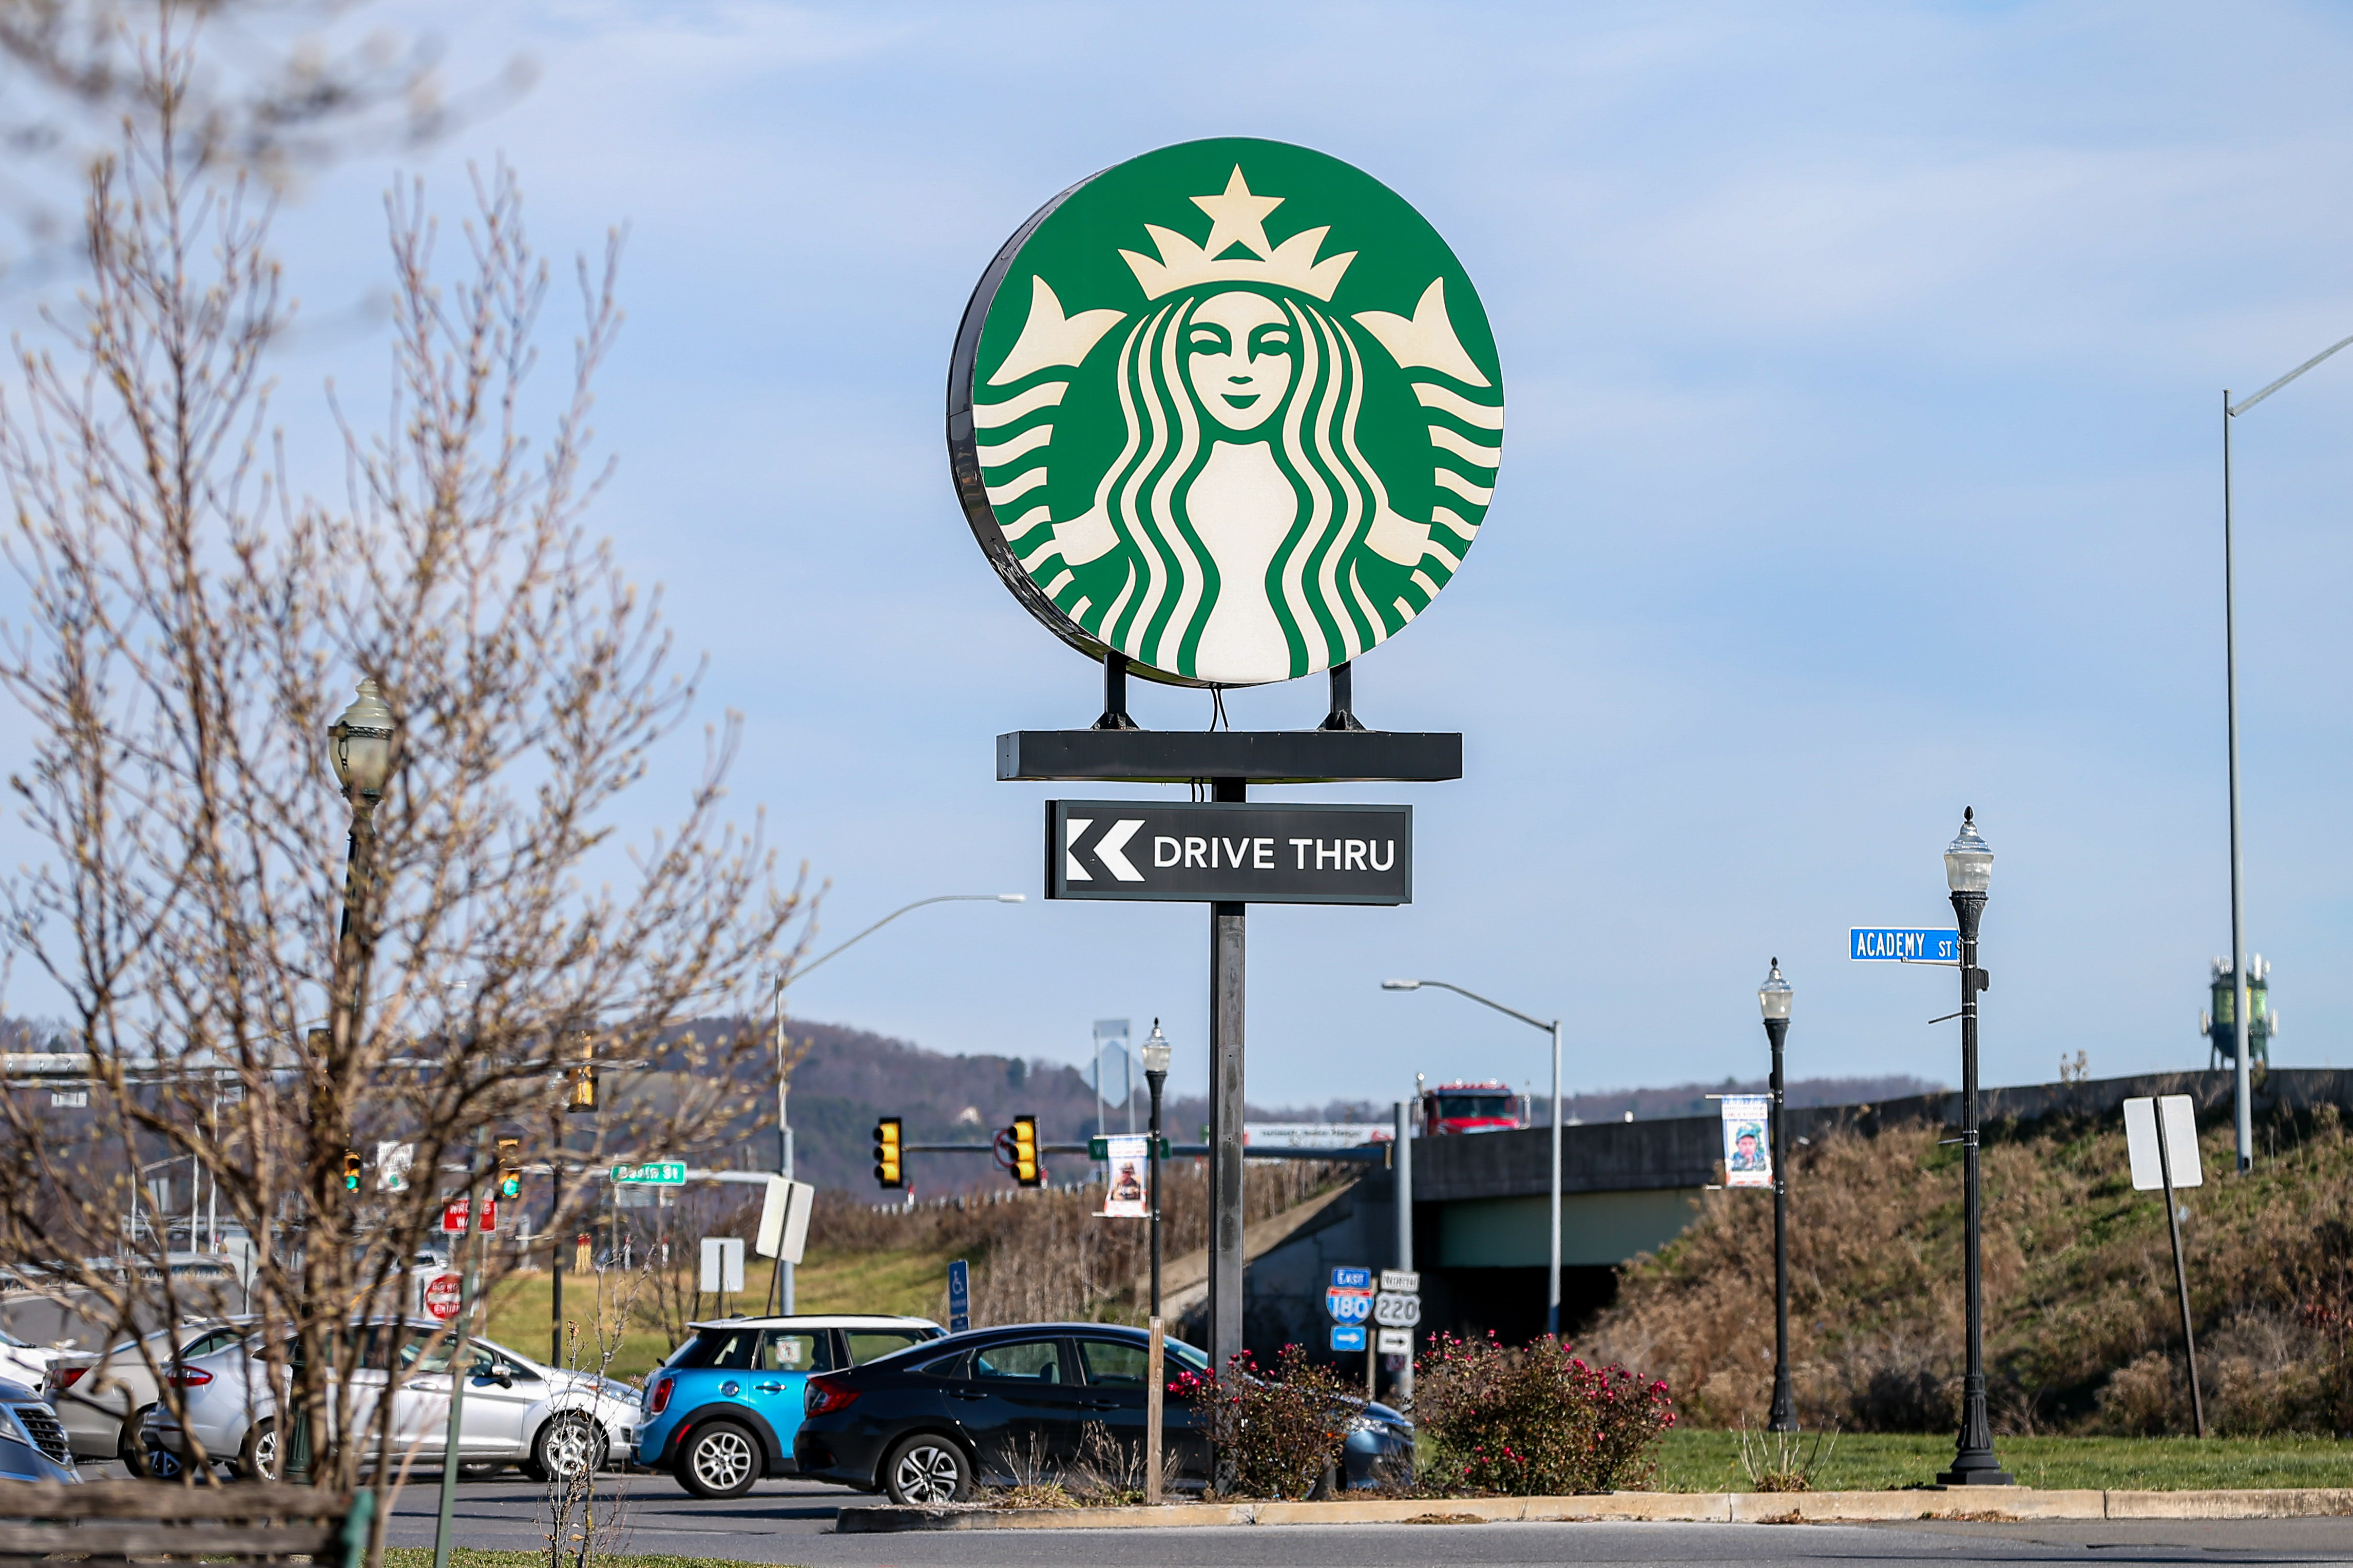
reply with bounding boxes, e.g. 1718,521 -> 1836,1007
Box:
1736,1419 -> 1838,1492
0,23 -> 802,1568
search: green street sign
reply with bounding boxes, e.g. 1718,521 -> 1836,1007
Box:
950,138 -> 1503,689
610,1160 -> 687,1187
1088,1136 -> 1170,1160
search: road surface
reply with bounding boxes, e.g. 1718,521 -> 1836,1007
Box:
369,1475 -> 2353,1566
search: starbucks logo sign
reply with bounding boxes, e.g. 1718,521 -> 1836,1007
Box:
949,138 -> 1503,688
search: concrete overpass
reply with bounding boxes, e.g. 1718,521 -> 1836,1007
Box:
1199,1066 -> 2353,1362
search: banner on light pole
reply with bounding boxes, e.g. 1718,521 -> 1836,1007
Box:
1719,1094 -> 1772,1188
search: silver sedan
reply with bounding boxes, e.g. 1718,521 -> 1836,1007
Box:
51,1318 -> 251,1475
145,1319 -> 638,1481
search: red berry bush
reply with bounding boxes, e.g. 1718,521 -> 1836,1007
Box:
1168,1344 -> 1354,1499
1413,1332 -> 1676,1495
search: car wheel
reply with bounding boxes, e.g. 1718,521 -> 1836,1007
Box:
237,1418 -> 278,1482
122,1407 -> 183,1481
532,1412 -> 607,1484
675,1422 -> 759,1500
516,1457 -> 550,1483
882,1434 -> 971,1506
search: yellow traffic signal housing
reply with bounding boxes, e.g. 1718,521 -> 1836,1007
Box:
342,1151 -> 362,1192
872,1117 -> 904,1189
496,1135 -> 523,1199
566,1033 -> 598,1114
1011,1114 -> 1041,1187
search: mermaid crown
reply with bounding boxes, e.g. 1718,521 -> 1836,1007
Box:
1120,166 -> 1356,303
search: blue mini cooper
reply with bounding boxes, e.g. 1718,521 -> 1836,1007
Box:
635,1315 -> 943,1498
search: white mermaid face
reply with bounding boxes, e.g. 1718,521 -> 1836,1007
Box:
1184,290 -> 1294,432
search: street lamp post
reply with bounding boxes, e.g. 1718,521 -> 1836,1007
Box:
1141,1021 -> 1171,1317
319,679 -> 394,1492
766,892 -> 1023,1313
2220,335 -> 2353,1171
1758,959 -> 1796,1433
1383,979 -> 1562,1335
1937,808 -> 2011,1486
1139,1019 -> 1172,1509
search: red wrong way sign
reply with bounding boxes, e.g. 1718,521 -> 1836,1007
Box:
422,1273 -> 462,1321
440,1197 -> 498,1233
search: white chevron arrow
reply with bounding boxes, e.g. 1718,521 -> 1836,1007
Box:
1064,817 -> 1093,881
1096,818 -> 1146,882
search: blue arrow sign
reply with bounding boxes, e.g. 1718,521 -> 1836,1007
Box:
1330,1324 -> 1367,1352
1849,928 -> 1958,962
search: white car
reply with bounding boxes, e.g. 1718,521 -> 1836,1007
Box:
50,1319 -> 252,1474
0,1327 -> 61,1390
144,1318 -> 637,1481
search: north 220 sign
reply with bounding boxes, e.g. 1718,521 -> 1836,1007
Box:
1047,801 -> 1411,905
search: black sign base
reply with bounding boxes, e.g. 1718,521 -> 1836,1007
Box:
1000,729 -> 1461,784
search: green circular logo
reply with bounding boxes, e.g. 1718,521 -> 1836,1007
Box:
949,138 -> 1503,688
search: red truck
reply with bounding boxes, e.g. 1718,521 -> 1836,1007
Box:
1420,1080 -> 1523,1135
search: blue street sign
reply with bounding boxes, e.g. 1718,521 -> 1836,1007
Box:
1330,1266 -> 1372,1290
947,1259 -> 969,1334
1330,1324 -> 1367,1353
1849,928 -> 1958,962
1326,1286 -> 1374,1324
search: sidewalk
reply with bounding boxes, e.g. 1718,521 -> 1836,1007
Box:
835,1486 -> 2353,1533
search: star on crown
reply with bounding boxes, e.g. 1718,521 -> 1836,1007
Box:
1120,167 -> 1357,303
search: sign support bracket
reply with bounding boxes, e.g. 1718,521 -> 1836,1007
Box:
1208,777 -> 1247,1377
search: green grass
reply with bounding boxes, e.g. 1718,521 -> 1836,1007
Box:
1651,1429 -> 2353,1492
382,1553 -> 799,1568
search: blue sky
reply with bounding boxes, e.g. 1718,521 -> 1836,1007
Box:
10,1 -> 2353,1110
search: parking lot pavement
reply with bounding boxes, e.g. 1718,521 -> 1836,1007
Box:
373,1476 -> 2353,1567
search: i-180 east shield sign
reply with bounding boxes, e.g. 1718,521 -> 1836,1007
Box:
949,138 -> 1504,688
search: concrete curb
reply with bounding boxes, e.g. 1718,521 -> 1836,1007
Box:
834,1487 -> 2353,1533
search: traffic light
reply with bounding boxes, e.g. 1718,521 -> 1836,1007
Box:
872,1117 -> 904,1189
1010,1115 -> 1041,1187
566,1033 -> 598,1114
496,1136 -> 522,1199
342,1151 -> 362,1192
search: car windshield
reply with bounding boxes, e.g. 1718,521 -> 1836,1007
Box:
1436,1094 -> 1512,1119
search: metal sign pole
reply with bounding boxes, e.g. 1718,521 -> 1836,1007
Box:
1208,783 -> 1247,1377
1393,1099 -> 1413,1405
2156,1121 -> 2208,1439
1145,1317 -> 1165,1506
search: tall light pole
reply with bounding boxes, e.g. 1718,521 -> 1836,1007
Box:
1757,959 -> 1796,1433
1139,1018 -> 1172,1506
1383,979 -> 1562,1335
321,679 -> 393,1492
1140,1020 -> 1171,1320
767,892 -> 1022,1312
1937,808 -> 2011,1486
2220,334 -> 2353,1171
